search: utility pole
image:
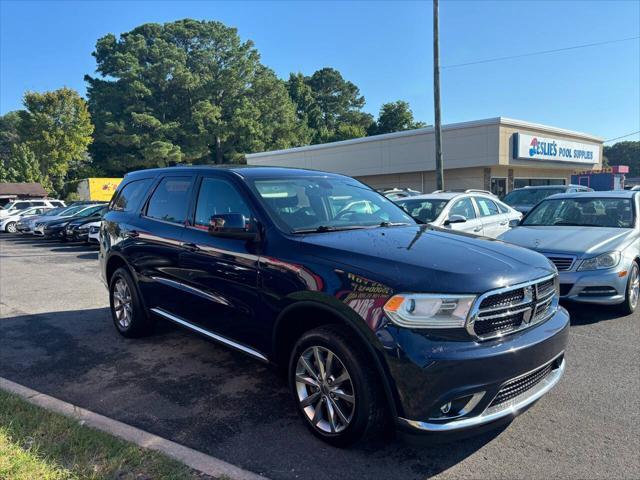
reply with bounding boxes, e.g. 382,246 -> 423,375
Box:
433,0 -> 444,190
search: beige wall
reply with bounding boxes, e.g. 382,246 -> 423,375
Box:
248,123 -> 501,177
247,118 -> 603,194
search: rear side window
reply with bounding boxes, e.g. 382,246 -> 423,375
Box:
194,177 -> 253,228
14,202 -> 30,209
32,201 -> 46,207
497,201 -> 510,214
146,177 -> 192,224
51,201 -> 64,207
112,179 -> 152,213
475,197 -> 499,217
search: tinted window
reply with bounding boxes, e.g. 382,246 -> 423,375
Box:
496,201 -> 511,214
51,201 -> 64,207
503,188 -> 563,206
194,178 -> 253,228
14,202 -> 30,209
112,179 -> 152,213
475,197 -> 499,217
146,177 -> 192,224
31,201 -> 46,206
449,198 -> 476,219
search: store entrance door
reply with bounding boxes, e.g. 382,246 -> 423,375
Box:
490,177 -> 507,198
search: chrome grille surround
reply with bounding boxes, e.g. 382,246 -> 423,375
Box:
466,274 -> 559,341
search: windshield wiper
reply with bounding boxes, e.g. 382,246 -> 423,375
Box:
379,221 -> 412,227
553,222 -> 601,227
292,225 -> 369,234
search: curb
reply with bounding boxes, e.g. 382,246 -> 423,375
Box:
0,377 -> 266,480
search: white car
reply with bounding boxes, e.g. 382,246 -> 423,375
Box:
87,222 -> 101,245
0,199 -> 65,218
0,206 -> 52,233
395,190 -> 522,238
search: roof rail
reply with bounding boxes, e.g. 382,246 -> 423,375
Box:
430,189 -> 495,196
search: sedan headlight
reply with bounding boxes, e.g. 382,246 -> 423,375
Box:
577,252 -> 621,271
383,294 -> 476,328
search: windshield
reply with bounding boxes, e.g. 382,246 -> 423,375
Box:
522,198 -> 635,228
503,188 -> 564,206
76,205 -> 105,217
42,207 -> 65,216
251,177 -> 415,233
396,198 -> 449,223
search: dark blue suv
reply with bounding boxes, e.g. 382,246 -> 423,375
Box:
100,166 -> 569,447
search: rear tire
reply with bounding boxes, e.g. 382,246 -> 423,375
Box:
109,267 -> 153,338
288,325 -> 387,447
618,262 -> 639,315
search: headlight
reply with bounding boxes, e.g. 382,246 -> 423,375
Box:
383,294 -> 476,328
577,252 -> 621,271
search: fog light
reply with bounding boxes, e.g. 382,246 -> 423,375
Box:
440,402 -> 451,414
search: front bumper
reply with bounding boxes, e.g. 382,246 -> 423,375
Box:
43,226 -> 66,238
382,306 -> 570,435
559,268 -> 628,305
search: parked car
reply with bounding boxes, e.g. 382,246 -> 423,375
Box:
395,191 -> 522,238
0,198 -> 65,218
36,204 -> 105,239
64,207 -> 108,242
87,223 -> 101,245
502,185 -> 592,214
101,166 -> 568,447
0,206 -> 52,233
382,187 -> 422,200
21,205 -> 86,234
499,191 -> 639,314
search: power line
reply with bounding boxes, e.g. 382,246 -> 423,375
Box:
442,35 -> 640,69
604,130 -> 640,143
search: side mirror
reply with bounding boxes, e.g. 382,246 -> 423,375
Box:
209,213 -> 258,240
445,214 -> 467,225
509,218 -> 521,227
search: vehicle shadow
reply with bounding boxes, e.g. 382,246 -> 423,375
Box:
562,301 -> 625,324
0,307 -> 502,480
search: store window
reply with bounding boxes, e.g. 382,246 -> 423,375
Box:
513,178 -> 566,189
490,178 -> 507,198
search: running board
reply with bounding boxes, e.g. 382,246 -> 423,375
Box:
150,307 -> 268,363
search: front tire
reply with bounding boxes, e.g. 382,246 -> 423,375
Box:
288,325 -> 387,447
109,267 -> 152,338
619,262 -> 639,315
5,222 -> 16,233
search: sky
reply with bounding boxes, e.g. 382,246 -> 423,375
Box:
1,0 -> 639,144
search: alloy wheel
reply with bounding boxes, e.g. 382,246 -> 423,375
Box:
295,346 -> 355,434
6,222 -> 16,233
630,265 -> 639,310
113,278 -> 133,329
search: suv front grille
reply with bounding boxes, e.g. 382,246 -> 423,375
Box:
468,275 -> 559,340
489,355 -> 563,408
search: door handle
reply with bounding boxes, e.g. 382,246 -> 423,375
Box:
180,242 -> 200,251
126,230 -> 139,238
499,221 -> 508,226
473,227 -> 482,232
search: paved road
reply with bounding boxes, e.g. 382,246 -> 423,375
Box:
0,235 -> 638,480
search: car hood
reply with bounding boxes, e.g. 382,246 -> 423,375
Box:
68,215 -> 101,227
295,225 -> 555,294
499,226 -> 636,256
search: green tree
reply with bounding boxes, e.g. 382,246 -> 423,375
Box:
86,19 -> 303,173
287,68 -> 374,144
18,88 -> 94,189
0,111 -> 22,167
369,100 -> 427,136
4,144 -> 43,183
603,141 -> 640,176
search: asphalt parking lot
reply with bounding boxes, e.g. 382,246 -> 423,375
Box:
0,234 -> 638,480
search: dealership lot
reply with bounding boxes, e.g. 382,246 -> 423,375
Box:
0,235 -> 638,480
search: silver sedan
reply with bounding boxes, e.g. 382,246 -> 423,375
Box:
499,191 -> 639,314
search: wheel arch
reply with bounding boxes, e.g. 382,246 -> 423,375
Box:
272,300 -> 401,419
